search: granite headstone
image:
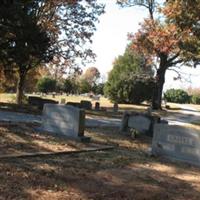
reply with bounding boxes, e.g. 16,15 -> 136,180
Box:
152,124 -> 200,166
42,104 -> 86,139
121,111 -> 154,137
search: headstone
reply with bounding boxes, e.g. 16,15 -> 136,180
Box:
95,102 -> 100,111
120,112 -> 155,137
80,100 -> 92,110
128,115 -> 151,133
66,102 -> 81,108
146,106 -> 152,115
28,96 -> 58,110
52,92 -> 56,98
42,104 -> 86,139
113,103 -> 118,112
60,98 -> 66,104
152,124 -> 200,166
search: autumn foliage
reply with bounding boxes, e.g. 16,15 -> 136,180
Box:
121,0 -> 200,109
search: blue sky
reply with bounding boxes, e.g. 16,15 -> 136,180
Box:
85,0 -> 200,90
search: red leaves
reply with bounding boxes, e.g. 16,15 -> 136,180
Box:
129,18 -> 183,64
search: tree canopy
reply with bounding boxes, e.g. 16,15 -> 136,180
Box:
118,0 -> 200,109
104,46 -> 154,104
0,0 -> 104,104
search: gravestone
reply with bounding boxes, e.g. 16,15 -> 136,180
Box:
28,96 -> 58,110
80,100 -> 92,110
95,102 -> 100,111
120,111 -> 155,137
42,104 -> 88,141
66,102 -> 81,108
60,98 -> 66,104
128,115 -> 152,133
113,103 -> 118,112
152,124 -> 200,166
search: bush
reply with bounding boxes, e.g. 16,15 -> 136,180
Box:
36,77 -> 57,93
78,79 -> 91,94
104,46 -> 154,104
191,94 -> 200,104
105,74 -> 155,104
164,89 -> 190,104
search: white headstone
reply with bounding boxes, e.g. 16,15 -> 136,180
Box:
42,104 -> 85,138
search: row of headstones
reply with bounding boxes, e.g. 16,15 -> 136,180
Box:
40,103 -> 200,167
121,111 -> 200,167
28,96 -> 119,112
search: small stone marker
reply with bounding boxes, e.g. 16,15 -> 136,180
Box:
42,104 -> 87,140
152,124 -> 200,166
95,102 -> 100,111
113,103 -> 118,112
60,98 -> 66,104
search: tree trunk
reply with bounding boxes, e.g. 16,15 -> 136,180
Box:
16,70 -> 26,105
152,55 -> 168,110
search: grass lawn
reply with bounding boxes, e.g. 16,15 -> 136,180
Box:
0,122 -> 200,199
0,93 -> 150,117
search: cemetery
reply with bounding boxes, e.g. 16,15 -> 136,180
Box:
1,0 -> 200,199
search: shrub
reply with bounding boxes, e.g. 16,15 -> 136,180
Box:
104,46 -> 154,104
36,77 -> 57,93
105,74 -> 155,104
164,89 -> 190,104
191,94 -> 200,104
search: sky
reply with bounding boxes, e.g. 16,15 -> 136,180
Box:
85,0 -> 200,91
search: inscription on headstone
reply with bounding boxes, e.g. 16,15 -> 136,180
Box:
42,104 -> 85,138
152,124 -> 200,166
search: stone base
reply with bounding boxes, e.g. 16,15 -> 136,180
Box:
34,127 -> 91,143
78,136 -> 91,143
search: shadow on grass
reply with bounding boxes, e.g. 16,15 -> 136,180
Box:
0,124 -> 200,199
1,147 -> 200,200
0,102 -> 41,115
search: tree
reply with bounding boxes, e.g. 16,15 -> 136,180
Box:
78,79 -> 92,94
0,0 -> 104,104
118,0 -> 200,109
117,0 -> 157,19
104,46 -> 154,103
93,83 -> 105,95
83,67 -> 101,86
163,0 -> 200,66
36,77 -> 57,93
0,1 -> 51,103
63,79 -> 74,94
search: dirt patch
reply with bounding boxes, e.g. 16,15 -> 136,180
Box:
0,124 -> 200,199
0,122 -> 102,156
